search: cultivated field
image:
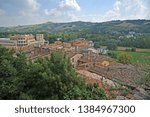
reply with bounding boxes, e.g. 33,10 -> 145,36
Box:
117,47 -> 150,53
113,50 -> 150,64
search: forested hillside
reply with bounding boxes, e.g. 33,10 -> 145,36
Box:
0,20 -> 150,48
0,20 -> 150,33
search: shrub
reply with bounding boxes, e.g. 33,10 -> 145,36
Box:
118,53 -> 133,64
107,51 -> 117,59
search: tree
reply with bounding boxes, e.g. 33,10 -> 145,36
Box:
0,46 -> 20,99
107,42 -> 117,50
107,51 -> 117,59
0,47 -> 106,100
48,51 -> 107,100
131,47 -> 136,52
118,52 -> 133,64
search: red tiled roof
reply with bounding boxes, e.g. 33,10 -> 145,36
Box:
42,44 -> 63,49
72,43 -> 88,47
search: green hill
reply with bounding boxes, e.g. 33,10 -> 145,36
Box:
0,20 -> 150,48
0,20 -> 150,34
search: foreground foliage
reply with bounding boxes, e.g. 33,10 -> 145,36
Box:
0,46 -> 106,100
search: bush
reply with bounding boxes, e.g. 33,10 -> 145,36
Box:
107,43 -> 117,50
143,71 -> 150,87
131,47 -> 136,52
107,51 -> 117,59
118,53 -> 133,64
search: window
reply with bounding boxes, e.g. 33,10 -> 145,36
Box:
72,58 -> 74,62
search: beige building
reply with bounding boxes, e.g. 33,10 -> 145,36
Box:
35,34 -> 49,47
54,40 -> 63,45
10,34 -> 35,46
71,38 -> 94,52
70,54 -> 83,68
9,34 -> 47,47
0,38 -> 17,46
36,34 -> 44,41
0,34 -> 48,54
63,42 -> 71,48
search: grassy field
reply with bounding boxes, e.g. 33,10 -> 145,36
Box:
117,47 -> 150,53
101,46 -> 150,52
112,51 -> 150,64
101,46 -> 150,64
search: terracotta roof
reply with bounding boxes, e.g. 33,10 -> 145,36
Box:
73,43 -> 88,47
42,44 -> 63,49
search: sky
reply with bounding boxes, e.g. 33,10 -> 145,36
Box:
0,0 -> 150,27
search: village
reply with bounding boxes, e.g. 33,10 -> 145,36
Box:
0,34 -> 149,100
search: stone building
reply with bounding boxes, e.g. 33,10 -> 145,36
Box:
36,34 -> 44,41
10,34 -> 35,46
70,53 -> 83,68
0,38 -> 17,46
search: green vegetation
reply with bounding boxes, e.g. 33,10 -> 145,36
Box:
125,47 -> 136,52
107,41 -> 117,50
138,68 -> 150,88
118,53 -> 133,64
107,51 -> 117,59
0,20 -> 150,48
0,19 -> 149,99
0,46 -> 106,100
117,47 -> 150,52
110,51 -> 150,64
142,71 -> 150,87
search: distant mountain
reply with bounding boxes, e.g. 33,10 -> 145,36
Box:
0,20 -> 150,33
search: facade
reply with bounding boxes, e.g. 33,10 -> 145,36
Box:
36,34 -> 44,41
42,44 -> 63,50
98,48 -> 108,55
87,48 -> 99,54
70,54 -> 83,68
71,38 -> 94,52
88,41 -> 94,47
10,34 -> 35,46
71,39 -> 88,52
54,40 -> 62,45
35,34 -> 48,47
0,34 -> 48,55
0,38 -> 17,46
63,42 -> 71,48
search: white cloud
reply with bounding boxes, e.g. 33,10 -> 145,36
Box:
0,0 -> 149,26
119,0 -> 149,19
0,0 -> 43,26
26,0 -> 39,11
18,0 -> 40,16
102,0 -> 121,21
0,14 -> 45,27
44,9 -> 50,16
114,1 -> 121,11
0,0 -> 40,21
44,0 -> 80,22
59,0 -> 81,11
94,0 -> 150,22
0,0 -> 39,14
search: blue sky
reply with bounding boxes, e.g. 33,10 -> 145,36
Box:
0,0 -> 149,26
